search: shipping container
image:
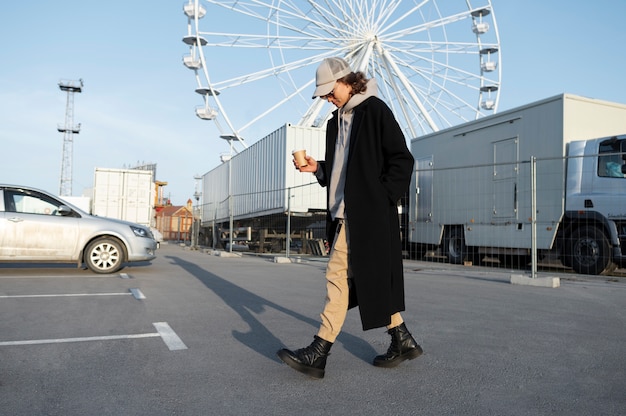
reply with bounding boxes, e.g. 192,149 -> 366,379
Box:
199,123 -> 328,253
92,168 -> 154,227
201,123 -> 327,221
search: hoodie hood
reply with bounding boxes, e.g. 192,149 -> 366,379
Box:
343,78 -> 378,113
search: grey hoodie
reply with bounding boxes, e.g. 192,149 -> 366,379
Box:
327,78 -> 379,220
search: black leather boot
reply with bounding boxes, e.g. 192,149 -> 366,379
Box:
373,322 -> 423,368
277,336 -> 333,379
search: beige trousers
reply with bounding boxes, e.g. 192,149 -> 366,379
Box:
317,220 -> 403,343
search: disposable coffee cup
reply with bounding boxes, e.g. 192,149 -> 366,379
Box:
292,149 -> 308,167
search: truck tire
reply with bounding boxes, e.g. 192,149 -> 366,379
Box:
84,237 -> 125,274
444,226 -> 466,265
566,226 -> 616,275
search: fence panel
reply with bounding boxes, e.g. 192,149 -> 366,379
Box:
192,151 -> 625,275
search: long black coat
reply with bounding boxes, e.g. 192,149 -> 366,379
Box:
318,96 -> 414,330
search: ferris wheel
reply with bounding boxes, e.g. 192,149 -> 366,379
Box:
182,0 -> 501,153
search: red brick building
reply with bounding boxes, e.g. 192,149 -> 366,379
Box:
155,199 -> 194,241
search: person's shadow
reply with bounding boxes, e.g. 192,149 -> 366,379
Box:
165,255 -> 377,362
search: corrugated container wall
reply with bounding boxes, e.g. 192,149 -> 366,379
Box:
201,124 -> 327,224
92,168 -> 155,227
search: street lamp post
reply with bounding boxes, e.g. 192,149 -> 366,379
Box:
193,174 -> 202,249
220,134 -> 242,253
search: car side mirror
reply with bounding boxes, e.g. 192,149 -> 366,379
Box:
58,205 -> 74,216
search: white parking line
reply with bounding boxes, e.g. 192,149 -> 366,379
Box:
0,322 -> 187,351
129,288 -> 146,300
0,333 -> 160,346
0,288 -> 146,300
0,292 -> 131,299
0,275 -> 94,279
153,322 -> 188,350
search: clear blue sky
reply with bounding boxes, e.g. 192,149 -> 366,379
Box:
1,1 -> 624,204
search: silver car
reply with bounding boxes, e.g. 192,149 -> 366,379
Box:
0,184 -> 157,273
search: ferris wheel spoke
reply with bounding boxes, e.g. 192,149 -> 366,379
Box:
198,32 -> 348,50
409,65 -> 485,116
378,47 -> 489,128
377,45 -> 439,133
306,0 -> 352,29
376,0 -> 430,37
378,74 -> 430,138
404,53 -> 490,86
381,46 -> 476,89
390,39 -> 495,53
206,0 -> 357,41
239,80 -> 314,133
415,71 -> 483,116
369,0 -> 408,30
203,0 -> 274,21
210,54 -> 326,91
387,43 -> 498,89
382,9 -> 470,40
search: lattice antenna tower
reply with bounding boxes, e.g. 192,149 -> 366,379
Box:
57,78 -> 83,196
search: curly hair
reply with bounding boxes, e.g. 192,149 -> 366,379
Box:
339,71 -> 368,95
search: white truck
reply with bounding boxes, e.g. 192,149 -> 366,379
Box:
408,94 -> 626,275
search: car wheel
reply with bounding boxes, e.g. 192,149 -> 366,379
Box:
85,237 -> 125,274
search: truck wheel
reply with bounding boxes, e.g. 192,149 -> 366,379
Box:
566,226 -> 615,275
444,227 -> 466,265
84,237 -> 125,274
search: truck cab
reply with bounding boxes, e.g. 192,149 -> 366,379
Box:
563,135 -> 626,274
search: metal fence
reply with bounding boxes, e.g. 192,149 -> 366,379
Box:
406,150 -> 625,276
192,181 -> 328,257
191,151 -> 625,276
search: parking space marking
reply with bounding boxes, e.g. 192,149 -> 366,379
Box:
129,288 -> 146,300
0,275 -> 96,279
0,288 -> 146,300
153,322 -> 188,351
0,292 -> 131,299
0,333 -> 160,347
0,322 -> 187,351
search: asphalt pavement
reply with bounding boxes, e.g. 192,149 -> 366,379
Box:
0,243 -> 624,416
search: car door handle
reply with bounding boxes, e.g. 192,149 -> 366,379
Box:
8,217 -> 24,223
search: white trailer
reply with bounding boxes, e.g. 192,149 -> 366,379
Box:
408,94 -> 626,275
92,168 -> 155,228
199,123 -> 327,253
